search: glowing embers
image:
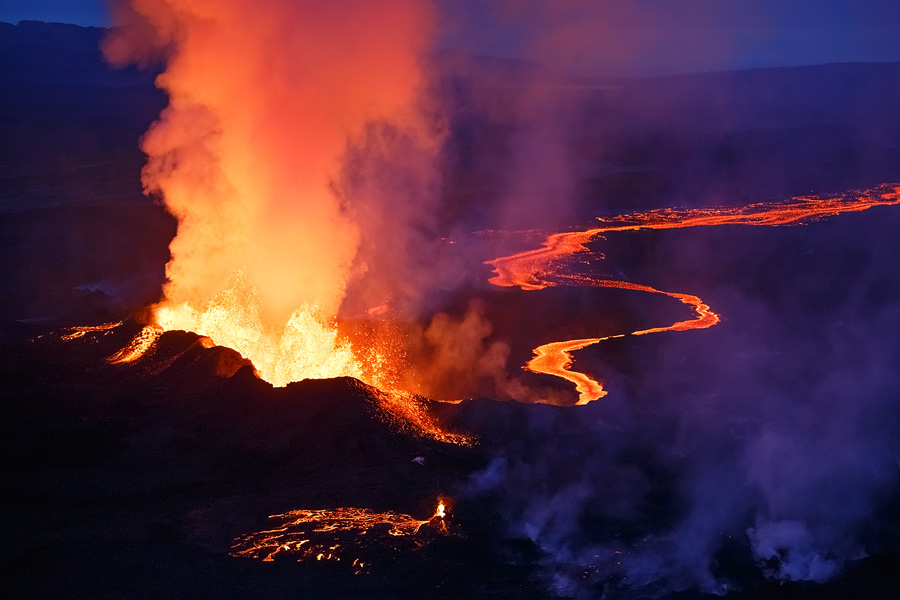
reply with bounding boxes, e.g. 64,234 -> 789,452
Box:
107,324 -> 162,364
370,387 -> 474,446
487,184 -> 900,404
230,500 -> 452,572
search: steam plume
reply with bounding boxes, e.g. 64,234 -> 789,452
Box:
104,0 -> 435,325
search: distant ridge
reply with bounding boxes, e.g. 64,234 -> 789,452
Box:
0,20 -> 157,86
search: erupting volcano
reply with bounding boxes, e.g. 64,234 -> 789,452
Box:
96,0 -> 900,413
7,2 -> 900,599
100,0 -> 439,391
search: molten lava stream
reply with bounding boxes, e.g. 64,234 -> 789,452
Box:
487,184 -> 900,404
229,499 -> 451,570
59,321 -> 122,341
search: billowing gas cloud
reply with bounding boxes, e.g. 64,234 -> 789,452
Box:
104,0 -> 436,325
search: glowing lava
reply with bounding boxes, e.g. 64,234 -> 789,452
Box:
152,272 -> 364,387
230,499 -> 451,571
60,322 -> 122,341
487,184 -> 900,404
101,291 -> 471,446
107,323 -> 163,364
370,388 -> 474,446
98,0 -> 461,440
528,336 -> 621,404
104,319 -> 471,446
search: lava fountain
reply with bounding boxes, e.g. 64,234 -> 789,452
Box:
102,0 -> 437,389
101,3 -> 900,414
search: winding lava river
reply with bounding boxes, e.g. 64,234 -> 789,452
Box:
485,184 -> 900,405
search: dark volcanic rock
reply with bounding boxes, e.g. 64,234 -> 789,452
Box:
4,320 -> 899,599
2,322 -> 539,599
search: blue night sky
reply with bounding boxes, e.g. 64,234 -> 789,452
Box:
1,0 -> 111,28
2,0 -> 900,75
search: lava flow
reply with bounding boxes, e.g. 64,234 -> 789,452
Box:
229,499 -> 451,572
59,321 -> 122,341
487,184 -> 900,404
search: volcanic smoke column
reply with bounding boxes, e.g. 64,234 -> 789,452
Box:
103,0 -> 436,383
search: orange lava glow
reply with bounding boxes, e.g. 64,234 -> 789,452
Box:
370,387 -> 474,446
99,300 -> 472,445
107,324 -> 163,364
100,319 -> 471,445
152,272 -> 365,387
487,184 -> 900,404
59,322 -> 122,341
98,0 -> 466,444
527,336 -> 621,404
230,499 -> 451,570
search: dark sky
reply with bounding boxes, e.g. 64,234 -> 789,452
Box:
3,0 -> 900,75
439,0 -> 900,75
1,0 -> 110,28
